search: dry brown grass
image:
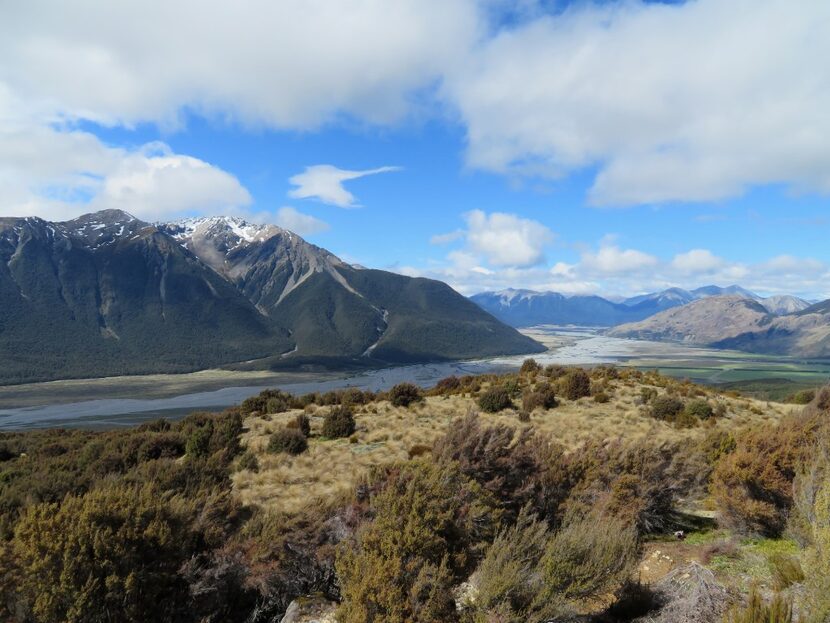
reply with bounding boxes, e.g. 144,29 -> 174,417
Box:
232,378 -> 796,515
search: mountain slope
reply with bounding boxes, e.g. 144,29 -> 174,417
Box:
608,296 -> 774,345
610,295 -> 830,357
0,211 -> 541,383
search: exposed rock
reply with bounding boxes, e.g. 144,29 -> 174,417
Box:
279,595 -> 338,623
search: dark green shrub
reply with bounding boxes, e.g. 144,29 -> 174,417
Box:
650,396 -> 684,421
478,387 -> 513,413
267,429 -> 308,455
241,389 -> 294,415
685,399 -> 714,420
185,425 -> 213,458
238,451 -> 260,472
387,383 -> 423,408
501,376 -> 522,398
788,389 -> 816,405
322,406 -> 356,439
560,369 -> 591,400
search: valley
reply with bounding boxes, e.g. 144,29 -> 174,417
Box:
2,326 -> 827,429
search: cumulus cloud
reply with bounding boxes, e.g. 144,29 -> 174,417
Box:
464,210 -> 554,267
0,120 -> 251,222
90,144 -> 251,220
581,244 -> 658,274
0,0 -> 480,129
446,0 -> 830,205
288,164 -> 401,207
671,249 -> 726,274
273,206 -> 330,236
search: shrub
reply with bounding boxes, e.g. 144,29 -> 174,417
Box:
237,451 -> 259,473
433,413 -> 567,522
640,387 -> 658,404
520,358 -> 541,375
322,406 -> 356,439
286,413 -> 311,437
472,508 -> 550,622
789,389 -> 817,405
12,482 -> 197,622
501,376 -> 522,398
267,429 -> 308,455
712,411 -> 824,536
560,369 -> 591,400
536,510 -> 639,607
650,396 -> 685,421
685,399 -> 714,420
673,410 -> 699,429
387,382 -> 423,408
186,425 -> 213,458
522,383 -> 558,412
433,375 -> 461,395
335,461 -> 498,623
241,389 -> 294,415
478,387 -> 513,413
593,391 -> 610,404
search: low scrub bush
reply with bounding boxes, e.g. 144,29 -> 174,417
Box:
267,428 -> 308,455
520,358 -> 541,375
685,399 -> 715,420
723,586 -> 792,623
237,451 -> 259,473
322,406 -> 356,439
522,383 -> 558,411
650,396 -> 685,422
478,387 -> 513,413
387,382 -> 423,408
559,369 -> 591,400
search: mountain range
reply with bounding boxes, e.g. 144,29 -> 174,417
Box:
471,286 -> 811,328
0,210 -> 542,384
609,295 -> 830,357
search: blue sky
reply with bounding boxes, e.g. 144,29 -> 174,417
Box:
1,0 -> 829,298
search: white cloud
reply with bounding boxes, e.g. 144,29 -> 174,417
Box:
671,249 -> 726,274
273,206 -> 330,236
287,165 -> 401,208
90,144 -> 251,220
446,0 -> 830,205
0,116 -> 252,222
464,209 -> 553,267
430,230 -> 465,245
0,0 -> 480,129
581,244 -> 658,274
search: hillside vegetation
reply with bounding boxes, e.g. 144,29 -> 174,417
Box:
2,364 -> 830,622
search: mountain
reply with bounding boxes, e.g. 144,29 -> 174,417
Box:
471,285 -> 771,328
0,211 -> 542,384
622,287 -> 696,309
609,295 -> 830,357
759,295 -> 811,315
470,289 -> 645,327
608,296 -> 774,345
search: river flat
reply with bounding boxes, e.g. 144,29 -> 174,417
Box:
1,327 -> 828,430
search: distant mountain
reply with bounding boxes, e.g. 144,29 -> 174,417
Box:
759,295 -> 811,315
690,284 -> 760,300
0,211 -> 541,384
622,287 -> 696,309
610,295 -> 830,357
609,296 -> 774,345
470,289 -> 651,327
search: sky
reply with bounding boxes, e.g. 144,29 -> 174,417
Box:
1,0 -> 829,299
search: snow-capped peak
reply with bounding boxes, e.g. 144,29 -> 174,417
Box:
165,216 -> 286,246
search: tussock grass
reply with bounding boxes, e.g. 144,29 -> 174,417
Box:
233,375 -> 793,514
